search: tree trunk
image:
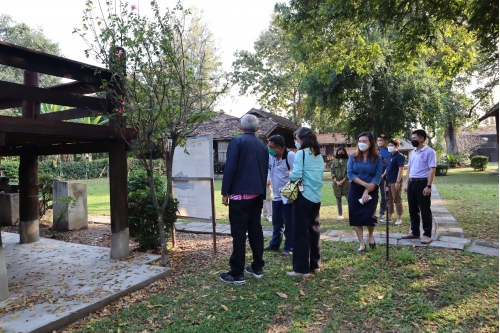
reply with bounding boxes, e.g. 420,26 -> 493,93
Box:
444,118 -> 458,155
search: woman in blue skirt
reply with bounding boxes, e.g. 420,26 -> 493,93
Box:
347,132 -> 383,253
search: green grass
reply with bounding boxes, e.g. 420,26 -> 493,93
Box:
433,165 -> 499,241
76,242 -> 499,333
78,178 -> 111,215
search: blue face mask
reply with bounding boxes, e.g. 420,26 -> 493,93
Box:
268,148 -> 277,157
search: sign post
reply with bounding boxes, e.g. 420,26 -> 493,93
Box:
171,136 -> 217,253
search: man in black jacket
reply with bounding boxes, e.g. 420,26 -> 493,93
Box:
220,114 -> 269,285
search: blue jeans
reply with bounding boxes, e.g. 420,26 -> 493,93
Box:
268,200 -> 293,251
379,178 -> 388,216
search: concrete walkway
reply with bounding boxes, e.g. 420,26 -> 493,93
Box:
0,232 -> 169,333
172,185 -> 499,257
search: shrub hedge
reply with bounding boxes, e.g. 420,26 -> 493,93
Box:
436,163 -> 449,176
470,155 -> 489,171
2,158 -> 166,181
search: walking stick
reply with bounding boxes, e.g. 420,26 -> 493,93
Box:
385,178 -> 390,261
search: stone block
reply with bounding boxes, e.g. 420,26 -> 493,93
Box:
398,239 -> 428,247
428,241 -> 464,250
472,240 -> 499,249
53,181 -> 88,231
465,245 -> 499,257
339,236 -> 359,243
371,237 -> 398,245
0,193 -> 19,226
438,236 -> 471,245
435,228 -> 464,238
326,230 -> 355,237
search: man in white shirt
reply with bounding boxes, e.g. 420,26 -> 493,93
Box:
402,129 -> 437,244
264,135 -> 295,256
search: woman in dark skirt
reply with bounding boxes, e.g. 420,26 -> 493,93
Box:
347,132 -> 383,252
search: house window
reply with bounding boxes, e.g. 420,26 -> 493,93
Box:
320,145 -> 326,155
218,141 -> 229,163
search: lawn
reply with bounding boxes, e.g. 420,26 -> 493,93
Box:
432,165 -> 499,241
76,242 -> 499,333
83,166 -> 498,240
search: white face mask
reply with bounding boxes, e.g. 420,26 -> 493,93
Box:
358,142 -> 369,151
294,140 -> 301,149
388,146 -> 396,153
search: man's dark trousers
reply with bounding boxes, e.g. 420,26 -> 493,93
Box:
292,192 -> 321,274
228,197 -> 265,277
269,200 -> 293,251
407,180 -> 433,237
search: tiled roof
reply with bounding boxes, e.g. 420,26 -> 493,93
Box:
191,112 -> 279,140
246,108 -> 300,131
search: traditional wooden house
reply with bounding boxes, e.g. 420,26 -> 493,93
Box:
191,108 -> 299,173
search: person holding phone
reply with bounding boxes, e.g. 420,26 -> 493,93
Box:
347,132 -> 383,253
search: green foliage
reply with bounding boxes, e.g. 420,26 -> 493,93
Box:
38,174 -> 58,219
436,163 -> 450,176
2,160 -> 19,181
128,170 -> 178,250
395,247 -> 417,265
470,155 -> 489,171
232,22 -> 303,122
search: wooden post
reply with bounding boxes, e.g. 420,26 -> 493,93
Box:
210,178 -> 217,253
0,231 -> 8,301
109,140 -> 129,259
19,70 -> 40,244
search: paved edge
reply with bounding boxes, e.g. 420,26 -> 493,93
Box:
30,268 -> 173,333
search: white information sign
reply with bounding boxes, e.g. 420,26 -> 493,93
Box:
172,179 -> 213,219
172,136 -> 213,178
171,136 -> 215,220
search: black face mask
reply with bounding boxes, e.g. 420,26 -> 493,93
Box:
338,153 -> 347,159
411,140 -> 420,147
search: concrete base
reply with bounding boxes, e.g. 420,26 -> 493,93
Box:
0,231 -> 169,333
0,192 -> 19,226
110,228 -> 130,259
19,219 -> 40,243
0,247 -> 9,301
53,181 -> 88,231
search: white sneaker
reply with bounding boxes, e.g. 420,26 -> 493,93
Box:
395,219 -> 403,225
268,216 -> 272,222
379,217 -> 386,223
337,215 -> 344,220
286,271 -> 310,278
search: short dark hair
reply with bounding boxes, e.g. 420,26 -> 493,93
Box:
294,127 -> 321,156
268,135 -> 285,148
335,146 -> 347,158
388,138 -> 400,147
412,129 -> 427,141
377,134 -> 387,140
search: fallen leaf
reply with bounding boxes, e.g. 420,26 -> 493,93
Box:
221,304 -> 229,311
377,295 -> 384,299
300,290 -> 305,296
276,292 -> 288,299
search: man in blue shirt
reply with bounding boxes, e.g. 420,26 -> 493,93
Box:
377,134 -> 390,222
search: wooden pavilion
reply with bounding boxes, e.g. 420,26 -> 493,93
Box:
0,41 -> 136,301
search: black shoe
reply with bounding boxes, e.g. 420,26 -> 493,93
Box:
219,272 -> 245,285
369,242 -> 376,249
245,266 -> 263,279
264,245 -> 279,251
280,250 -> 293,257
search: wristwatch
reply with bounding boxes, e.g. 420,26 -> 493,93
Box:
426,185 -> 432,188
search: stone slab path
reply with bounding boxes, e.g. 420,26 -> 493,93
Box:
169,185 -> 499,257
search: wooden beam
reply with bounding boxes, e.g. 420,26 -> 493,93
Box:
0,80 -> 107,112
37,108 -> 100,121
0,81 -> 106,110
0,140 -> 130,156
0,41 -> 112,85
0,115 -> 136,140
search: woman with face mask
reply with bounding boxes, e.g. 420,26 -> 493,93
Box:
381,139 -> 405,225
330,146 -> 350,219
346,132 -> 383,252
